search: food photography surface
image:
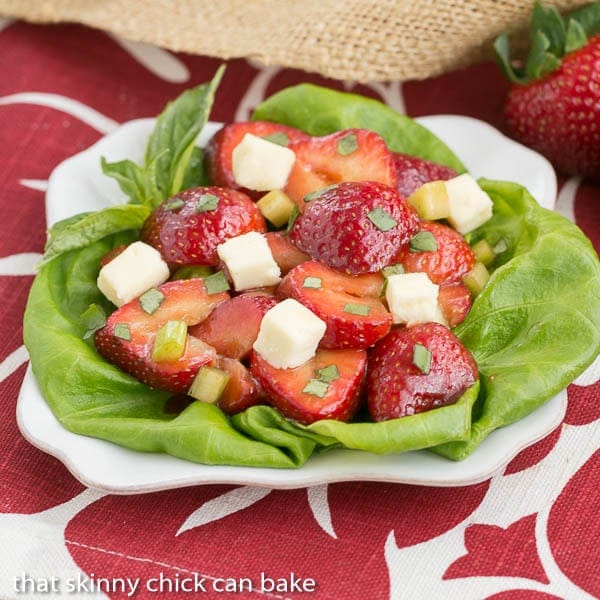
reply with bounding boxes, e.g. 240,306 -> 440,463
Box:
1,1 -> 600,599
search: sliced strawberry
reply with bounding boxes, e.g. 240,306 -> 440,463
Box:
393,153 -> 458,198
215,355 -> 266,415
94,279 -> 229,393
367,323 -> 478,421
265,231 -> 310,275
140,186 -> 266,268
250,348 -> 367,424
289,180 -> 419,275
278,260 -> 390,349
189,292 -> 277,360
284,129 -> 398,207
205,121 -> 309,198
395,220 -> 475,285
438,283 -> 472,327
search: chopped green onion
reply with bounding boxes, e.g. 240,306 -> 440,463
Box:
195,193 -> 219,213
256,189 -> 295,228
337,132 -> 359,156
81,303 -> 106,339
409,231 -> 438,253
302,378 -> 330,398
261,132 -> 289,146
188,366 -> 231,404
407,181 -> 450,220
316,364 -> 340,383
471,239 -> 495,267
367,207 -> 397,232
203,270 -> 230,295
151,320 -> 187,362
303,276 -> 322,289
344,302 -> 371,316
139,288 -> 165,315
113,323 -> 131,341
163,198 -> 184,211
494,238 -> 509,255
463,262 -> 490,296
413,343 -> 432,374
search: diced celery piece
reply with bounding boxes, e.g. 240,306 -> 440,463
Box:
407,181 -> 451,220
462,262 -> 490,296
171,265 -> 214,280
188,366 -> 231,404
471,239 -> 496,266
256,189 -> 296,228
151,320 -> 188,362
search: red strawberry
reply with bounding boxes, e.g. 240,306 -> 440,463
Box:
284,129 -> 398,207
278,260 -> 390,349
265,231 -> 310,275
438,283 -> 472,327
205,121 -> 309,197
100,243 -> 129,267
495,3 -> 600,178
215,355 -> 266,415
250,348 -> 367,424
189,291 -> 277,360
367,323 -> 478,421
393,153 -> 458,198
140,186 -> 266,268
395,221 -> 475,285
289,181 -> 419,275
94,279 -> 229,393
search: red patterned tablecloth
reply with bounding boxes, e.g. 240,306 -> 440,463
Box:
0,19 -> 599,600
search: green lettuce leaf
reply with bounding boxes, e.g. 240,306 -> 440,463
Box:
434,180 -> 600,459
252,83 -> 466,172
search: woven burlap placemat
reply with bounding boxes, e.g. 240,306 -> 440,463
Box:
0,0 -> 590,81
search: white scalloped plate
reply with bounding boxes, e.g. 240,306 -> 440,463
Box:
18,116 -> 565,493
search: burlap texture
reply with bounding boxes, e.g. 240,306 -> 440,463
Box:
0,0 -> 591,82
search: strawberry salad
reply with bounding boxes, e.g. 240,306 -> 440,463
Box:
24,71 -> 600,468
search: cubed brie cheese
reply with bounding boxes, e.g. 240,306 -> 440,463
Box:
216,231 -> 281,291
385,272 -> 447,326
232,133 -> 296,191
253,298 -> 326,369
97,241 -> 170,307
444,173 -> 493,234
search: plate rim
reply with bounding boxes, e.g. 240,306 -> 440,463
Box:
19,114 -> 565,492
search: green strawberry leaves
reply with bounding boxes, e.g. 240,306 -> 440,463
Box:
494,1 -> 599,85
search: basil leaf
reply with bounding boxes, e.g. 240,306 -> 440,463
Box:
100,157 -> 147,205
40,204 -> 151,267
252,83 -> 466,172
145,65 -> 225,199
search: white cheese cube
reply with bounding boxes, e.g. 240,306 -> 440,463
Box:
385,272 -> 447,326
444,173 -> 493,234
217,231 -> 281,291
232,133 -> 296,191
253,298 -> 326,369
97,241 -> 170,307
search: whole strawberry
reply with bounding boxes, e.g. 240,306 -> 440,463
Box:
495,2 -> 600,179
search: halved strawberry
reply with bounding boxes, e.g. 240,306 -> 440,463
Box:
438,283 -> 472,327
215,355 -> 266,415
278,260 -> 390,349
250,347 -> 367,424
94,279 -> 229,393
289,180 -> 419,274
367,323 -> 478,421
395,220 -> 475,285
265,231 -> 310,275
284,129 -> 398,207
393,153 -> 458,198
205,121 -> 309,198
140,186 -> 266,268
189,291 -> 277,360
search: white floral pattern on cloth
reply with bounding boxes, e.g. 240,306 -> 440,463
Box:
0,21 -> 598,600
